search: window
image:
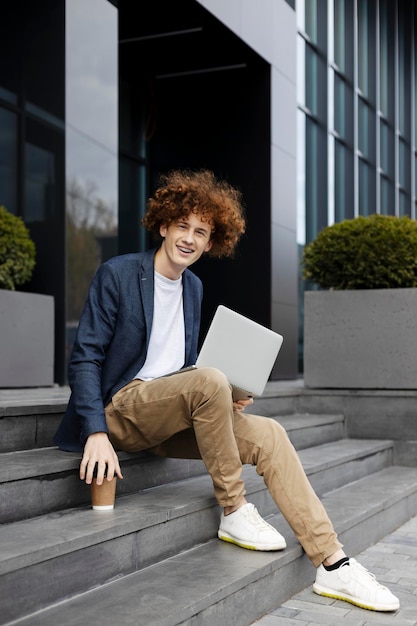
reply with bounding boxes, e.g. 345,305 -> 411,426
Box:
0,107 -> 17,212
379,0 -> 395,121
334,139 -> 354,222
305,43 -> 327,120
358,98 -> 376,163
305,117 -> 327,242
357,0 -> 376,102
359,159 -> 376,216
380,121 -> 394,178
380,176 -> 395,216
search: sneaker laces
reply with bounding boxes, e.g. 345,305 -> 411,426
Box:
244,503 -> 276,532
349,559 -> 388,590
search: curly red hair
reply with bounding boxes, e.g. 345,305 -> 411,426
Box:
142,169 -> 246,258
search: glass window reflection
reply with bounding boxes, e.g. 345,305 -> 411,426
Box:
380,177 -> 395,216
358,98 -> 375,162
65,0 -> 118,330
0,107 -> 17,213
380,121 -> 394,178
399,139 -> 410,192
399,190 -> 411,217
24,143 -> 56,222
359,159 -> 376,216
335,140 -> 353,222
305,44 -> 326,121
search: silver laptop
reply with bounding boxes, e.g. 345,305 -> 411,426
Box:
196,305 -> 283,401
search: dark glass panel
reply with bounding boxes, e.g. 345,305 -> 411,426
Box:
398,1 -> 411,138
24,117 -> 65,382
65,0 -> 118,332
0,4 -> 20,105
305,0 -> 327,51
399,190 -> 411,217
305,117 -> 327,243
334,74 -> 346,137
0,107 -> 17,213
399,138 -> 411,192
358,98 -> 375,162
120,80 -> 147,159
358,158 -> 376,216
334,0 -> 346,71
415,3 -> 417,147
357,0 -> 376,102
334,74 -> 353,142
334,139 -> 354,222
23,1 -> 65,122
118,157 -> 147,254
305,43 -> 326,121
380,121 -> 394,178
334,0 -> 354,79
379,0 -> 395,121
380,176 -> 395,216
24,143 -> 56,222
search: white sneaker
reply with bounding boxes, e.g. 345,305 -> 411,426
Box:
313,558 -> 400,612
218,502 -> 287,551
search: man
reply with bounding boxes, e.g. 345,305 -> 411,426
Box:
54,169 -> 399,612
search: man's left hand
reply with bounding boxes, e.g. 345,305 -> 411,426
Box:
233,398 -> 254,412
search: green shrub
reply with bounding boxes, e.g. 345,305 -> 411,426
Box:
301,214 -> 417,289
0,205 -> 36,290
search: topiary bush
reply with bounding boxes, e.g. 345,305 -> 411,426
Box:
0,205 -> 36,290
301,214 -> 417,290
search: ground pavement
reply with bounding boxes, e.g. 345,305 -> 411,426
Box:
251,514 -> 417,626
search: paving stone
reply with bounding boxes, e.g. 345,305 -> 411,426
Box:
251,516 -> 417,626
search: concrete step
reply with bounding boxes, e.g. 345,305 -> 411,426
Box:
0,437 -> 397,622
0,415 -> 384,524
0,389 -> 67,453
0,387 -> 340,453
276,413 -> 345,449
0,447 -> 206,524
5,465 -> 417,626
0,414 -> 346,523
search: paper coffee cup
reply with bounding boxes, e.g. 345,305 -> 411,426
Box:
91,477 -> 117,510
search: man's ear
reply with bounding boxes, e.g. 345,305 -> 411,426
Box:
204,240 -> 213,253
159,225 -> 167,238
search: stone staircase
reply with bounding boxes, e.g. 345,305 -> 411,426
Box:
2,385 -> 417,626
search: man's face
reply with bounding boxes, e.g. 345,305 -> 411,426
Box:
158,212 -> 213,278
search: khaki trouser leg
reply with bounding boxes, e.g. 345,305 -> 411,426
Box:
105,367 -> 342,566
105,367 -> 246,507
232,411 -> 343,566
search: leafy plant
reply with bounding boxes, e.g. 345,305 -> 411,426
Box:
0,205 -> 36,290
301,214 -> 417,289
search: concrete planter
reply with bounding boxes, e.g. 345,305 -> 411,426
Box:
0,289 -> 54,387
304,288 -> 417,389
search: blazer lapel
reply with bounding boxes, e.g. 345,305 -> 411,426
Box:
139,249 -> 156,348
182,271 -> 195,362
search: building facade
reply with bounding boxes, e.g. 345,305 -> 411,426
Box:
0,0 -> 415,385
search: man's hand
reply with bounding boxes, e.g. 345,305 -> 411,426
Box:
233,398 -> 254,412
80,432 -> 123,485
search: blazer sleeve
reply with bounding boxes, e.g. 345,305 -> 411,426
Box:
68,261 -> 122,442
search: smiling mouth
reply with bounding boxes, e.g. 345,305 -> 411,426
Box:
177,246 -> 194,254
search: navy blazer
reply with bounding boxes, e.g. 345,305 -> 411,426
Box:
53,248 -> 203,452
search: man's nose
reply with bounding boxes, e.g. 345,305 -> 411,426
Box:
182,230 -> 195,243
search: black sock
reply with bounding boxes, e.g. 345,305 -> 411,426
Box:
323,557 -> 350,571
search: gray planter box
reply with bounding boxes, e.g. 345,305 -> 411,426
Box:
0,289 -> 54,387
304,288 -> 417,389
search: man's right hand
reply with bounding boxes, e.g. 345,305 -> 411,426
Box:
80,432 -> 123,485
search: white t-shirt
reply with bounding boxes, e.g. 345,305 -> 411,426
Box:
135,271 -> 185,380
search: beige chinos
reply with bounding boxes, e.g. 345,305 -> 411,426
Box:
105,367 -> 343,567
